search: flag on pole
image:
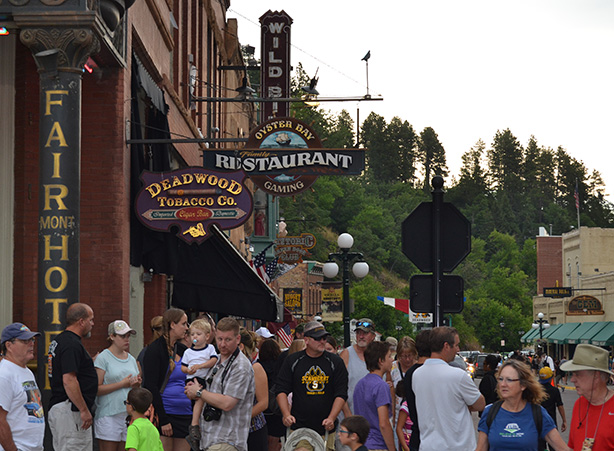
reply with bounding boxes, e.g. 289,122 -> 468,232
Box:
377,296 -> 409,314
574,179 -> 580,211
277,323 -> 293,348
265,258 -> 278,281
249,243 -> 274,283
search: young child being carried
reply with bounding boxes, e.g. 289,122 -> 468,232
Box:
125,387 -> 163,451
182,319 -> 218,448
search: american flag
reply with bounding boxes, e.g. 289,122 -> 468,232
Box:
249,244 -> 273,283
277,323 -> 293,348
265,258 -> 278,281
574,180 -> 580,211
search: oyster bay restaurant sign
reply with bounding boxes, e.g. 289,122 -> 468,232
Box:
203,117 -> 365,196
135,168 -> 252,243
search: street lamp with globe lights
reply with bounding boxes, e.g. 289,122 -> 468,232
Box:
531,312 -> 550,340
322,233 -> 369,347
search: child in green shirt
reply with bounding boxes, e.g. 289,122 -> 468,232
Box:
125,388 -> 163,451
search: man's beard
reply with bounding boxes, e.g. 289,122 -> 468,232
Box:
356,340 -> 368,348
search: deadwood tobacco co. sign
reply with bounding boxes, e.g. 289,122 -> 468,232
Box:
135,168 -> 252,243
203,117 -> 365,196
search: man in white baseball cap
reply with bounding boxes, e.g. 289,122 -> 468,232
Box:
560,344 -> 614,449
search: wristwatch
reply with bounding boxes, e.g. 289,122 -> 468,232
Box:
196,388 -> 203,398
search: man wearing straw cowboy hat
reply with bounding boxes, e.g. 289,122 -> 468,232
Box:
560,344 -> 614,450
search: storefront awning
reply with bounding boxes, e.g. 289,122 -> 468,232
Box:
548,322 -> 582,344
520,328 -> 539,343
565,322 -> 602,344
171,225 -> 283,322
542,323 -> 562,340
590,322 -> 614,346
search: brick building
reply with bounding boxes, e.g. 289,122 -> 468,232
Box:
1,0 -> 282,393
525,226 -> 614,357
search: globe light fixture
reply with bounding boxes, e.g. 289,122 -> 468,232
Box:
322,233 -> 369,347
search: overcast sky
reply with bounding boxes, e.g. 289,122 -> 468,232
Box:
228,1 -> 614,198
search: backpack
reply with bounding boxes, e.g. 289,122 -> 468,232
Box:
486,400 -> 543,449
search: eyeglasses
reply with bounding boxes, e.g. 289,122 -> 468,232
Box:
338,430 -> 351,435
356,322 -> 373,328
497,377 -> 520,383
123,401 -> 132,406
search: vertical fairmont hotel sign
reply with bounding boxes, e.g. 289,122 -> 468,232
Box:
135,168 -> 253,243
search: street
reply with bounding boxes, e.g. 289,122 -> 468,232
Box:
471,378 -> 578,444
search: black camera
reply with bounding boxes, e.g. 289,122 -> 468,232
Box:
203,404 -> 222,422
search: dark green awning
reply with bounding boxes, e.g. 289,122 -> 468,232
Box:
520,328 -> 539,343
566,322 -> 602,344
590,322 -> 614,346
548,323 -> 582,344
579,322 -> 612,344
542,323 -> 562,340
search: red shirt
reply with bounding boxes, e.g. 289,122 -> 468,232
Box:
568,393 -> 614,450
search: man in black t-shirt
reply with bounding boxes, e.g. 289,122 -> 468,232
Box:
47,303 -> 98,451
276,321 -> 348,450
402,330 -> 431,451
538,367 -> 566,450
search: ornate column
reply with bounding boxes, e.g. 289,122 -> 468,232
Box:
20,26 -> 99,387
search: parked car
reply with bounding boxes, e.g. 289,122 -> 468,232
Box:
473,353 -> 490,378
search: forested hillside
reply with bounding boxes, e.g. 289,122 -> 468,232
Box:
278,66 -> 614,350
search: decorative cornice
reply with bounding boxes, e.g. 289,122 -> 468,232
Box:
20,27 -> 100,71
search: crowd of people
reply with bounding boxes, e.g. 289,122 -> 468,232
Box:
0,305 -> 612,451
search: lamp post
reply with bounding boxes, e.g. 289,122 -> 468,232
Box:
322,233 -> 369,347
531,312 -> 550,340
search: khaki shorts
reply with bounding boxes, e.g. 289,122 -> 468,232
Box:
48,400 -> 93,451
207,443 -> 239,451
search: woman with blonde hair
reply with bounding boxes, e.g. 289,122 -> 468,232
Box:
389,336 -> 417,444
240,329 -> 269,451
476,359 -> 571,451
143,308 -> 190,451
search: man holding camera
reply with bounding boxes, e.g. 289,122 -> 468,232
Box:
185,317 -> 255,451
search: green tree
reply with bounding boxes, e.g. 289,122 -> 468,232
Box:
418,127 -> 448,190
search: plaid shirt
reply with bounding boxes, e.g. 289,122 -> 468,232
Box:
200,351 -> 255,451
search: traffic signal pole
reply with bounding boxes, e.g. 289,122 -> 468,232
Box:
432,176 -> 444,327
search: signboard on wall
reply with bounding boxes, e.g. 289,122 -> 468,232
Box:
260,10 -> 292,120
274,233 -> 316,264
567,295 -> 605,315
284,288 -> 302,312
322,281 -> 343,322
135,168 -> 252,243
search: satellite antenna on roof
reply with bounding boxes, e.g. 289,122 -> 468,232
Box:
362,50 -> 371,99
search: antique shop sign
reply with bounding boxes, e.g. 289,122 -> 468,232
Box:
135,168 -> 252,243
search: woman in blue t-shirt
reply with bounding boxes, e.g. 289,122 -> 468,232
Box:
94,320 -> 141,451
476,359 -> 571,451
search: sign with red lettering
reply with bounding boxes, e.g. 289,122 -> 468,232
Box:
135,168 -> 252,243
247,117 -> 321,196
260,10 -> 292,120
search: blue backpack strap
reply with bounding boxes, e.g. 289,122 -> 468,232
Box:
486,400 -> 504,429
